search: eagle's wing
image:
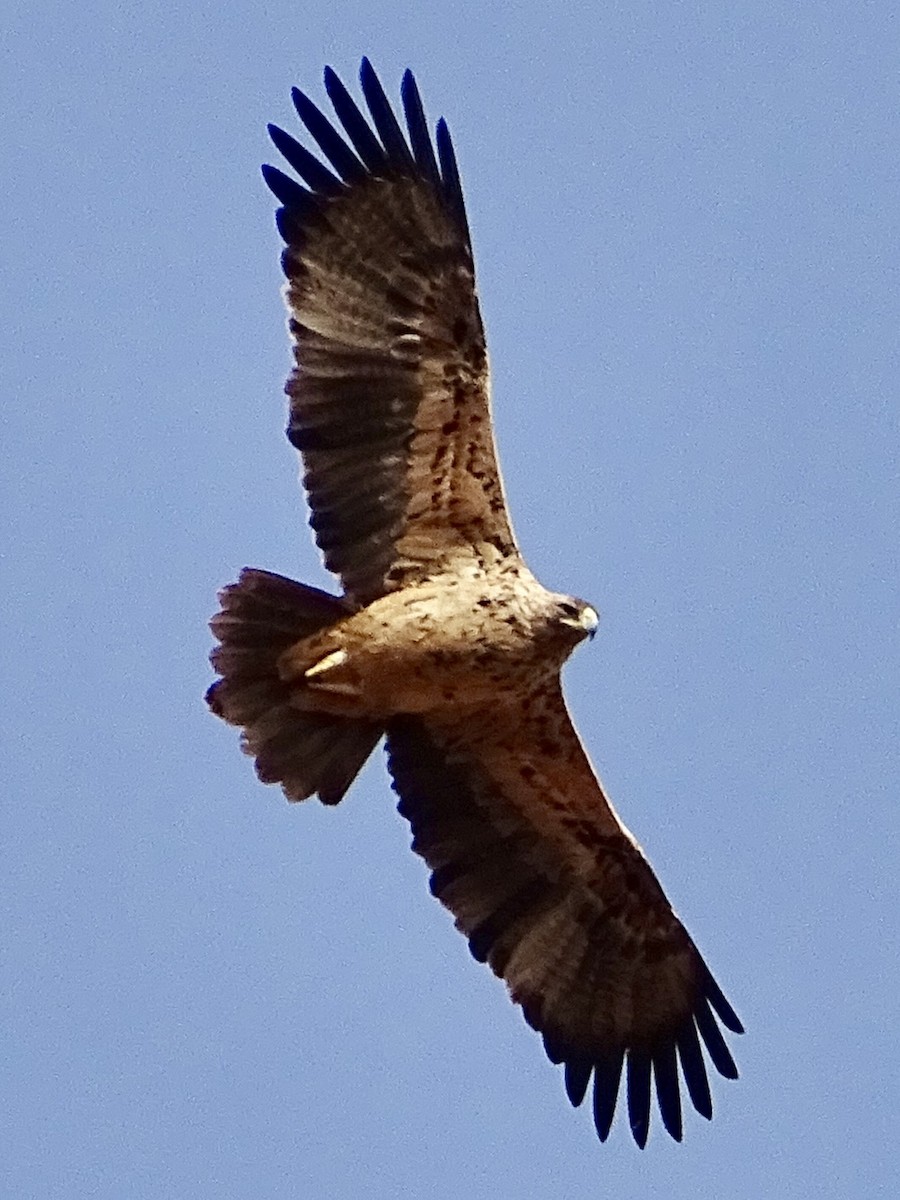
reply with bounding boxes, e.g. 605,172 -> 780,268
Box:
385,685 -> 743,1147
264,60 -> 516,604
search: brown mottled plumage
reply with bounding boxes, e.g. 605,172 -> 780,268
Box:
207,59 -> 743,1147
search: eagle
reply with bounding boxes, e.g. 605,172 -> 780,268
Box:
207,59 -> 743,1147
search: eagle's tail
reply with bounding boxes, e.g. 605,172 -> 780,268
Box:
206,568 -> 382,805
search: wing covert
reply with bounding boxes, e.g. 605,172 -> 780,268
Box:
265,60 -> 517,603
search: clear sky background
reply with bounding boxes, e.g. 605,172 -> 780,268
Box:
4,2 -> 898,1197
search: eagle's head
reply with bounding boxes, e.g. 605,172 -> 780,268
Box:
547,594 -> 599,649
558,596 -> 599,637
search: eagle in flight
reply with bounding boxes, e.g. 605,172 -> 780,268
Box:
207,59 -> 743,1147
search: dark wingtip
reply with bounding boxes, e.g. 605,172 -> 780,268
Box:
435,116 -> 470,245
677,1017 -> 713,1120
358,57 -> 415,171
400,67 -> 440,189
695,997 -> 740,1080
290,84 -> 367,184
627,1050 -> 652,1148
540,1028 -> 566,1065
563,1058 -> 592,1108
267,59 -> 468,243
321,62 -> 387,173
704,970 -> 745,1035
267,122 -> 343,195
261,163 -> 312,209
653,1042 -> 684,1142
591,1050 -> 624,1143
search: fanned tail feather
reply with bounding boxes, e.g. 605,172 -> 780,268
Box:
206,568 -> 382,804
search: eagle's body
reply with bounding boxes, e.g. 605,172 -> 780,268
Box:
207,59 -> 743,1147
278,566 -> 595,718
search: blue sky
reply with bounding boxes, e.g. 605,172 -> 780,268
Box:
4,2 -> 898,1196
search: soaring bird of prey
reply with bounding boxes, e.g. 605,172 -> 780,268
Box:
207,59 -> 743,1147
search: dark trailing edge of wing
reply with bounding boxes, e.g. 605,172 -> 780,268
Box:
387,715 -> 744,1147
263,58 -> 487,603
263,57 -> 472,247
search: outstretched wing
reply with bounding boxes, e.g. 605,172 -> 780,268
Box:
385,685 -> 743,1147
264,60 -> 517,604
